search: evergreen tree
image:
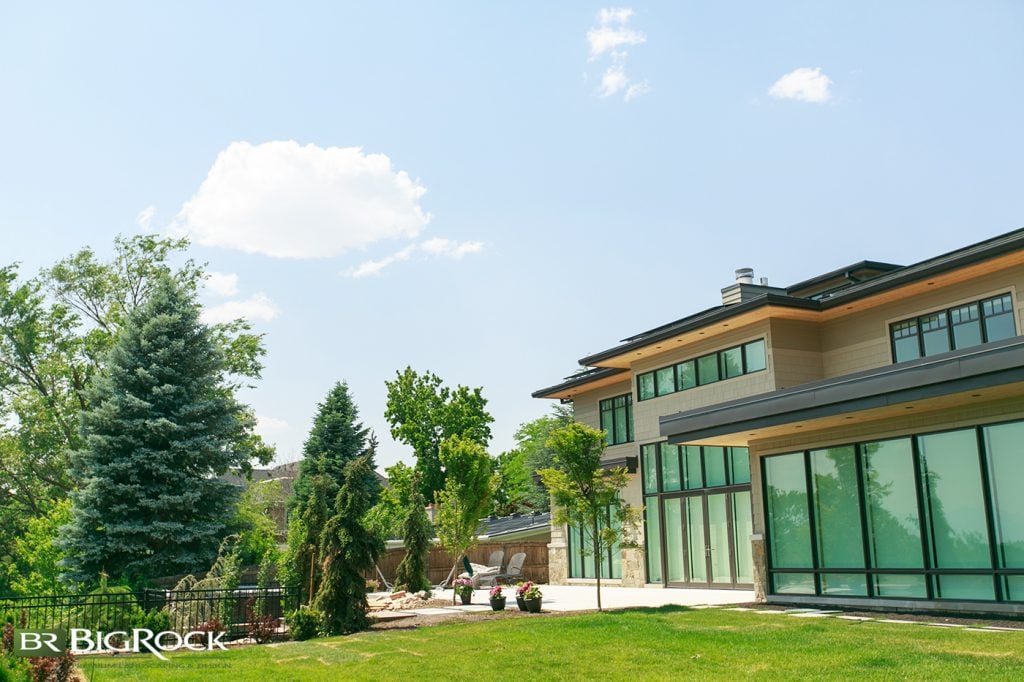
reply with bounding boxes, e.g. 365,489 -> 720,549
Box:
312,452 -> 384,635
61,277 -> 261,584
393,471 -> 432,593
284,382 -> 376,601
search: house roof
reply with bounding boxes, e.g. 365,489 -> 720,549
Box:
478,511 -> 552,538
547,226 -> 1024,379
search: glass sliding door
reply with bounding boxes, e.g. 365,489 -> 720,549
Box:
707,494 -> 732,584
664,498 -> 685,583
686,496 -> 708,584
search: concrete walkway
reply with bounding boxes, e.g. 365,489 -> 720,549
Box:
379,585 -> 753,620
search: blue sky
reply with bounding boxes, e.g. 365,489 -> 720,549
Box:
2,2 -> 1023,469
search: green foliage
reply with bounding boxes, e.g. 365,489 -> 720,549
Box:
0,499 -> 79,597
490,449 -> 535,516
76,573 -> 145,633
61,278 -> 268,584
384,367 -> 493,499
364,461 -> 415,540
229,479 -> 285,566
0,235 -> 268,594
538,422 -> 640,611
285,607 -> 320,641
393,471 -> 432,593
434,436 -> 496,603
286,382 -> 375,602
312,454 -> 384,635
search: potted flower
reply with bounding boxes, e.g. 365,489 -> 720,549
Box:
514,581 -> 533,611
453,577 -> 474,605
523,584 -> 543,613
488,585 -> 506,611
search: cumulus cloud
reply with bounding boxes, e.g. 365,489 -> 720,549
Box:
587,8 -> 650,101
200,293 -> 279,324
255,415 -> 290,438
587,8 -> 646,59
204,271 -> 239,297
345,239 -> 484,279
768,67 -> 833,103
136,205 -> 156,231
171,140 -> 431,258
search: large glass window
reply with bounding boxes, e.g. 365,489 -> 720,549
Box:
636,338 -> 767,401
661,444 -> 682,492
890,292 -> 1016,363
645,502 -> 662,583
764,422 -> 1024,604
599,394 -> 633,445
984,423 -> 1024,601
863,438 -> 926,598
641,443 -> 658,494
765,453 -> 813,571
567,505 -> 622,580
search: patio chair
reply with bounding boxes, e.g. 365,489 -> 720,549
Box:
487,549 -> 505,571
491,552 -> 526,585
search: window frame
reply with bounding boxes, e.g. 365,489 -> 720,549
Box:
889,292 -> 1016,364
599,393 -> 634,445
635,338 -> 768,402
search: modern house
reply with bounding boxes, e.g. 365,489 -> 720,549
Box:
534,228 -> 1024,614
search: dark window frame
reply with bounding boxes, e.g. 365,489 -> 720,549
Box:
635,338 -> 768,402
599,393 -> 634,445
889,293 -> 1016,364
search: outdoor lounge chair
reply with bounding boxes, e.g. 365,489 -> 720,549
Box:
487,549 -> 505,571
490,552 -> 526,585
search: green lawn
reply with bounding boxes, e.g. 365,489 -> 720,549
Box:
79,606 -> 1024,681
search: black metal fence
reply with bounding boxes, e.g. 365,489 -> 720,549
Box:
0,586 -> 300,642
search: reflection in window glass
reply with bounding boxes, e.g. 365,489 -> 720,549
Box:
729,447 -> 751,485
645,500 -> 662,583
892,320 -> 921,362
704,446 -> 727,487
720,347 -> 743,379
983,294 -> 1016,342
638,373 -> 655,401
697,354 -> 719,385
655,366 -> 675,396
920,313 -> 950,356
683,446 -> 703,489
983,423 -> 1024,570
664,499 -> 684,582
661,444 -> 681,492
863,439 -> 924,583
744,339 -> 767,373
773,572 -> 815,594
765,453 -> 813,569
677,360 -> 696,390
918,429 -> 994,600
733,491 -> 753,584
951,303 -> 982,349
641,444 -> 658,494
810,446 -> 864,570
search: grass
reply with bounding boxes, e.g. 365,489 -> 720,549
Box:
79,606 -> 1024,681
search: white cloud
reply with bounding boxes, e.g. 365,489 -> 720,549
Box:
587,8 -> 650,101
255,415 -> 290,438
345,239 -> 484,278
201,293 -> 279,324
171,140 -> 431,259
204,271 -> 239,297
136,205 -> 156,231
419,238 -> 483,258
768,67 -> 833,103
587,8 -> 646,60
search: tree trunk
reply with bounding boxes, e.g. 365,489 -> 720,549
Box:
593,517 -> 602,612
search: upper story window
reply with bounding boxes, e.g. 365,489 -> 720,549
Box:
599,394 -> 633,445
890,293 -> 1016,363
636,339 -> 767,402
641,442 -> 750,494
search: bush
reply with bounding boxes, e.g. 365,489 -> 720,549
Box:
130,608 -> 171,634
286,608 -> 320,641
246,599 -> 279,644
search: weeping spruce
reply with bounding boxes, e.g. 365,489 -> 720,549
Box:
313,453 -> 384,634
393,472 -> 432,593
62,277 -> 257,584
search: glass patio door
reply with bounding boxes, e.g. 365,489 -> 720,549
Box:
663,491 -> 751,588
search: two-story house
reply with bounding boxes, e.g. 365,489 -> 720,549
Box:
534,228 -> 1024,614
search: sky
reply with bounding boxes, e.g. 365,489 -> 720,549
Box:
2,2 -> 1023,471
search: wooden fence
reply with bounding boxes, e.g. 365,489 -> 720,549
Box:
374,541 -> 549,586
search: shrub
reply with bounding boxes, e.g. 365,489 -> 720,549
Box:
286,608 -> 320,641
130,608 -> 171,634
196,617 -> 226,634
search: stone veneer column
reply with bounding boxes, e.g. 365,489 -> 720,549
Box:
620,547 -> 645,587
548,522 -> 568,585
751,535 -> 767,602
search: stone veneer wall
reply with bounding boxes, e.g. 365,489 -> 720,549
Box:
620,547 -> 645,587
751,536 -> 767,601
548,521 -> 569,585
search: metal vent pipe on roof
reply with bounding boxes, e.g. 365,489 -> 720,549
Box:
735,268 -> 754,284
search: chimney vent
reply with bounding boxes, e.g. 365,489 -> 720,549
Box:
759,276 -> 769,286
735,268 -> 754,284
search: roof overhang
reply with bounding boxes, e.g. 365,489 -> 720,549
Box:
532,366 -> 630,400
660,337 -> 1024,445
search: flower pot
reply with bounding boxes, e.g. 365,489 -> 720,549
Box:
459,592 -> 472,605
516,596 -> 527,611
489,596 -> 506,611
524,597 -> 542,613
